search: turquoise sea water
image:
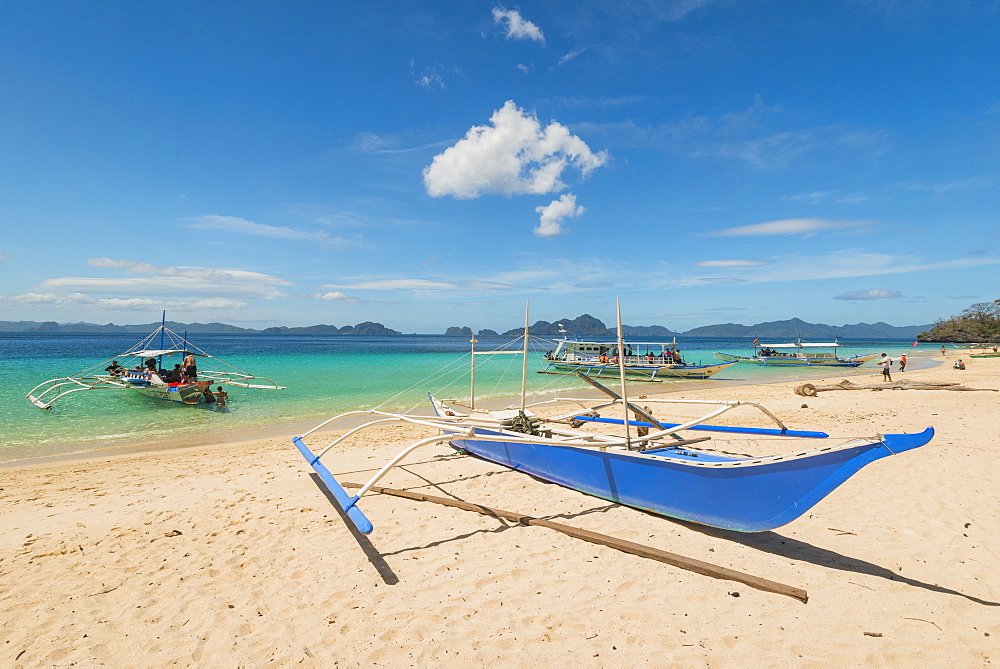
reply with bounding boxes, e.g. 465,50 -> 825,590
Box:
1,332 -> 933,464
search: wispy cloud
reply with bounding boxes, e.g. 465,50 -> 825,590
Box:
898,175 -> 1000,196
576,97 -> 890,169
6,292 -> 247,311
39,258 -> 295,299
673,252 -> 1000,287
423,100 -> 608,199
492,7 -> 545,42
694,259 -> 772,268
188,215 -> 360,249
558,48 -> 586,66
708,218 -> 870,238
834,288 -> 902,300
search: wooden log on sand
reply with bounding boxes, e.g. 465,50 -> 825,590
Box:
342,482 -> 809,603
795,379 -> 997,396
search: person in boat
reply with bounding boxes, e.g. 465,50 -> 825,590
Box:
215,386 -> 229,406
878,353 -> 893,381
674,348 -> 683,365
144,357 -> 157,371
165,364 -> 182,383
105,360 -> 126,376
954,359 -> 966,370
182,352 -> 197,382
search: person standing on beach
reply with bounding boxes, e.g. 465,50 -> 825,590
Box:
940,345 -> 947,357
899,353 -> 907,372
878,353 -> 893,382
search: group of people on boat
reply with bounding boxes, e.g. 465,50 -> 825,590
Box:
596,349 -> 685,365
106,353 -> 199,384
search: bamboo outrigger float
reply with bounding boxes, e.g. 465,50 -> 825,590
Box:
26,314 -> 284,410
293,301 -> 933,535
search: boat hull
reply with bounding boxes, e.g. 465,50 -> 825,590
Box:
450,428 -> 933,532
126,380 -> 213,405
713,352 -> 871,367
547,360 -> 736,380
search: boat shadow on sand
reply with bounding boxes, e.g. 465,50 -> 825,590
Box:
313,466 -> 997,606
648,508 -> 999,607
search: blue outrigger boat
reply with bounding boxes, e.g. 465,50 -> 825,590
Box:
293,302 -> 933,535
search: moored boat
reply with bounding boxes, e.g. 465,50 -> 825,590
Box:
543,338 -> 736,380
714,339 -> 877,367
26,314 -> 285,410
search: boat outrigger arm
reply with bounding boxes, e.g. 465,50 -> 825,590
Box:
291,389 -> 852,535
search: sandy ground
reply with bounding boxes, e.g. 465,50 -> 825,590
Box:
2,354 -> 998,666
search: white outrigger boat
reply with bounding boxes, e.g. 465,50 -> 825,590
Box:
542,338 -> 736,380
26,316 -> 284,409
294,302 -> 932,535
714,339 -> 879,367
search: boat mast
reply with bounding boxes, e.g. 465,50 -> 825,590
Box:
157,310 -> 166,371
520,301 -> 529,411
615,297 -> 632,449
470,334 -> 478,410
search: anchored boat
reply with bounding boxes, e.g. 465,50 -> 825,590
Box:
714,339 -> 878,367
26,315 -> 285,409
543,338 -> 736,380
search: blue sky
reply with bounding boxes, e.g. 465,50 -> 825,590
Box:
1,0 -> 998,333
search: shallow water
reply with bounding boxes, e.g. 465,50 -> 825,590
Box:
1,332 -> 931,464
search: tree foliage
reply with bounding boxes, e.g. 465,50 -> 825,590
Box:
919,299 -> 1000,342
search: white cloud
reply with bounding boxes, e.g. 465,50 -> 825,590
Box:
492,7 -> 544,42
708,218 -> 869,238
310,291 -> 360,302
834,288 -> 902,301
188,215 -> 359,249
423,100 -> 608,199
534,193 -> 585,237
694,259 -> 771,268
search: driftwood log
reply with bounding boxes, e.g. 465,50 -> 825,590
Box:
342,482 -> 809,603
795,379 -> 998,396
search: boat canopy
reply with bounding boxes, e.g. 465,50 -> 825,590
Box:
764,342 -> 841,349
125,349 -> 210,358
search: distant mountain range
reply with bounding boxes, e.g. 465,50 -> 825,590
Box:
1,315 -> 930,339
0,320 -> 400,335
471,314 -> 930,339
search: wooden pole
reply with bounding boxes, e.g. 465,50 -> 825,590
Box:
342,482 -> 808,603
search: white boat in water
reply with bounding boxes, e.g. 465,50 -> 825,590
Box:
714,339 -> 878,367
542,338 -> 736,380
26,316 -> 285,409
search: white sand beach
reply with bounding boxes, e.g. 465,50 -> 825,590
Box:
2,355 -> 998,666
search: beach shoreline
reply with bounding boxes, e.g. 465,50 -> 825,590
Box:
2,349 -> 943,469
2,354 -> 996,665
